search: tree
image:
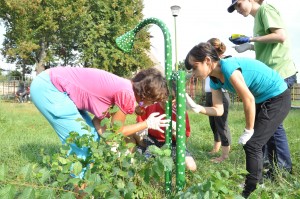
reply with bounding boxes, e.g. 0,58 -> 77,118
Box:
0,0 -> 153,77
8,70 -> 22,81
178,60 -> 187,71
0,0 -> 89,74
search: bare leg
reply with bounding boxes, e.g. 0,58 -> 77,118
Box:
209,141 -> 221,154
185,156 -> 197,171
211,146 -> 230,163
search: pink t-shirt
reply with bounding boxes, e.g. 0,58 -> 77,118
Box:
50,67 -> 136,119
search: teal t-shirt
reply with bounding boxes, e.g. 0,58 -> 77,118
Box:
210,57 -> 287,103
253,4 -> 297,78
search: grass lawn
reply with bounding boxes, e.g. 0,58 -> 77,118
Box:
0,102 -> 300,198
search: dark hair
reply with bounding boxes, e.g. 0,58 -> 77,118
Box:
207,38 -> 226,57
185,42 -> 220,70
132,68 -> 169,102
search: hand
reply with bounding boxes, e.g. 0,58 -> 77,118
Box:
229,34 -> 251,45
171,121 -> 176,136
233,43 -> 253,53
110,143 -> 119,152
185,93 -> 203,113
238,129 -> 254,145
146,112 -> 170,133
136,129 -> 148,137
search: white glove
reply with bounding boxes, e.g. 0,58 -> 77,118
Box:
185,93 -> 203,113
233,43 -> 253,53
171,121 -> 176,136
136,129 -> 148,137
146,112 -> 170,133
110,143 -> 119,152
238,129 -> 254,145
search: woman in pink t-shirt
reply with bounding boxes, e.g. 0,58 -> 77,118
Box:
30,67 -> 170,163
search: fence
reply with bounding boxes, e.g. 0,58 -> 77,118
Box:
0,78 -> 32,101
1,77 -> 300,103
186,78 -> 300,104
291,84 -> 300,100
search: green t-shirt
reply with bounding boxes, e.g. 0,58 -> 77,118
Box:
253,4 -> 297,78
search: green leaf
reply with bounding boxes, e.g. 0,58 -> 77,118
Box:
18,187 -> 35,199
0,164 -> 7,181
221,169 -> 230,178
163,149 -> 171,157
67,178 -> 81,185
202,181 -> 213,192
100,118 -> 110,127
38,168 -> 51,184
203,190 -> 212,199
84,185 -> 95,195
112,121 -> 122,131
109,106 -> 119,114
57,173 -> 69,183
116,179 -> 125,189
143,168 -> 151,183
19,164 -> 33,181
58,157 -> 68,165
101,132 -> 114,139
0,185 -> 16,199
60,192 -> 76,199
81,124 -> 91,132
39,189 -> 56,199
95,183 -> 110,193
161,156 -> 173,171
75,118 -> 84,122
72,162 -> 83,176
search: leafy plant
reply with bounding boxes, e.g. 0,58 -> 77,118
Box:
174,169 -> 246,199
0,105 -> 173,198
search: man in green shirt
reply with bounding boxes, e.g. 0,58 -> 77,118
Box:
227,0 -> 297,197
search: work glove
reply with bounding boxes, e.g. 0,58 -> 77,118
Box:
238,129 -> 254,145
185,93 -> 203,113
233,43 -> 254,53
171,121 -> 177,136
146,112 -> 170,133
229,34 -> 251,45
110,143 -> 119,153
136,129 -> 148,137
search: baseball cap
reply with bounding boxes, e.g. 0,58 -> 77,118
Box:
227,0 -> 238,13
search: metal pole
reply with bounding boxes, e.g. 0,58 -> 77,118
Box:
175,71 -> 186,191
174,17 -> 178,71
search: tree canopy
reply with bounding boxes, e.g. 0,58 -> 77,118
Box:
0,0 -> 153,77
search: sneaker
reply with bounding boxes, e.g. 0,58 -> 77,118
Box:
263,169 -> 274,181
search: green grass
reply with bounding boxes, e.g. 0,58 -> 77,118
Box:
1,102 -> 300,197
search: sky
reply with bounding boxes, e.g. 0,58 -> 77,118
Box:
143,0 -> 300,80
0,0 -> 299,79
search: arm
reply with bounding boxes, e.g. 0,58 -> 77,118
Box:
201,89 -> 224,116
229,70 -> 255,130
93,109 -> 148,137
251,28 -> 286,43
92,116 -> 106,135
186,91 -> 223,116
233,28 -> 286,53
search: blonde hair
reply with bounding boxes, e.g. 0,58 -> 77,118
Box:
207,38 -> 226,57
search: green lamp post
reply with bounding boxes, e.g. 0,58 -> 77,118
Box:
116,17 -> 186,193
116,17 -> 173,193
